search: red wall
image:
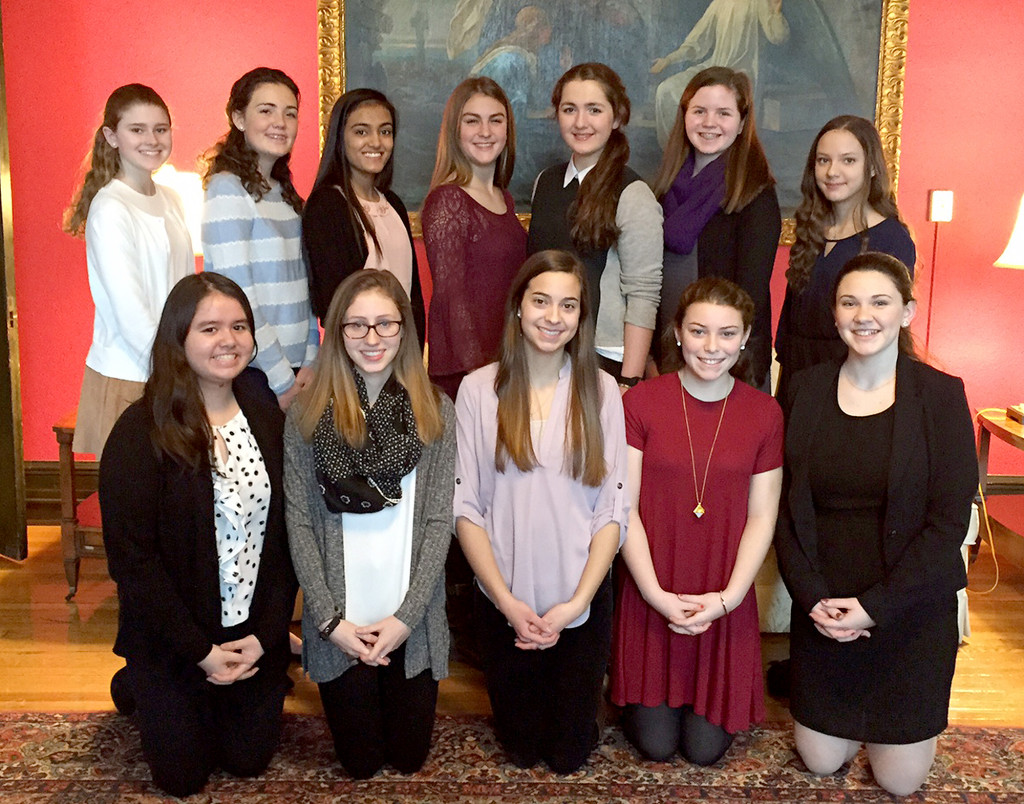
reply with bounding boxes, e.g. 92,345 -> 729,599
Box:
4,0 -> 1024,473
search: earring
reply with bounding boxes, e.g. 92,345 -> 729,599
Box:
516,311 -> 521,319
740,344 -> 746,351
901,321 -> 909,328
676,341 -> 681,347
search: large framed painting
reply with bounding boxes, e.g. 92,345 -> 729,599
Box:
318,0 -> 908,237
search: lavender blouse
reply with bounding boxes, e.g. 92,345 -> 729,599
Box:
454,360 -> 628,628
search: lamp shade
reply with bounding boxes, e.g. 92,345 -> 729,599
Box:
995,192 -> 1024,268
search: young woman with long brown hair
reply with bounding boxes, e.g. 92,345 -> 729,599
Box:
422,76 -> 527,401
774,116 -> 915,400
454,249 -> 628,773
650,66 -> 780,389
526,63 -> 662,392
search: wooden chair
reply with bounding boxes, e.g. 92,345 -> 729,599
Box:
52,409 -> 105,600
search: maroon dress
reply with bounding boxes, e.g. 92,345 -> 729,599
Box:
422,185 -> 526,383
611,373 -> 783,734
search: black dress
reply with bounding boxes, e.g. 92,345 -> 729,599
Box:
789,387 -> 958,744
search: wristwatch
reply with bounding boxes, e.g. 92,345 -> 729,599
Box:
318,613 -> 342,641
617,374 -> 641,389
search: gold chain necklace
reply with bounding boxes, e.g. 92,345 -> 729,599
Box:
681,385 -> 729,519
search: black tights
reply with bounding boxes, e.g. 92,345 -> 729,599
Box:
622,702 -> 733,765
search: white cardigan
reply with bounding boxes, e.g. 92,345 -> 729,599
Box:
84,179 -> 193,381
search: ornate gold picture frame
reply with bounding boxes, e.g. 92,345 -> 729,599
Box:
317,0 -> 908,243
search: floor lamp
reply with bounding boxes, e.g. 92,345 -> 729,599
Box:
925,190 -> 954,350
994,193 -> 1024,422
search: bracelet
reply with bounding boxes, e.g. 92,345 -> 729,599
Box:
617,374 -> 641,388
718,592 -> 729,616
318,613 -> 342,641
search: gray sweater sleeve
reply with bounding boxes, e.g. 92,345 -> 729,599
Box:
614,179 -> 663,330
283,413 -> 339,630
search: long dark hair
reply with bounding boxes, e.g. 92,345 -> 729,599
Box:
312,89 -> 398,258
63,84 -> 171,237
832,251 -> 917,358
788,115 -> 902,292
495,249 -> 606,485
201,67 -> 303,213
143,272 -> 256,471
552,63 -> 631,252
661,276 -> 756,386
651,67 -> 774,213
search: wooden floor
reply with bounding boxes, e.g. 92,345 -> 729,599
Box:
2,525 -> 1024,726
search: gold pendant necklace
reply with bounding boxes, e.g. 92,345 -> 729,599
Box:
681,385 -> 729,519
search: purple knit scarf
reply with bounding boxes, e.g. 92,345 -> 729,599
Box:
661,150 -> 727,255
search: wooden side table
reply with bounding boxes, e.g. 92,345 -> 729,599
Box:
52,409 -> 105,600
976,410 -> 1024,498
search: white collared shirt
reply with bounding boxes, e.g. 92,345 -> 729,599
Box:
562,159 -> 596,188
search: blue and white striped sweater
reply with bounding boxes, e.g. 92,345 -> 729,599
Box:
202,172 -> 318,394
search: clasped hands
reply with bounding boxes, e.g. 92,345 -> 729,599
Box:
809,598 -> 875,642
501,597 -> 582,651
649,589 -> 725,635
199,634 -> 263,685
329,615 -> 412,667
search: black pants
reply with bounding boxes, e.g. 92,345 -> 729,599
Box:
474,576 -> 613,774
126,655 -> 290,798
317,643 -> 438,779
622,702 -> 734,765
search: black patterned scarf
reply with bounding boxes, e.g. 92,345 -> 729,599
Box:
312,372 -> 421,514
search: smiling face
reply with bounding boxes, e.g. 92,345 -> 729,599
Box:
232,82 -> 299,176
184,292 -> 254,396
342,102 -> 395,188
684,84 -> 743,157
342,288 -> 403,380
556,79 -> 620,171
519,270 -> 582,357
458,92 -> 508,170
834,269 -> 915,360
675,302 -> 749,383
103,103 -> 172,185
814,128 -> 870,208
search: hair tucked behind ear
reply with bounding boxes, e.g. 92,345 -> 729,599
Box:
788,116 -> 902,293
660,276 -> 756,385
63,84 -> 171,238
552,63 -> 631,252
495,249 -> 606,485
200,67 -> 304,214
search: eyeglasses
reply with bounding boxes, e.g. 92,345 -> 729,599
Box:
341,319 -> 403,339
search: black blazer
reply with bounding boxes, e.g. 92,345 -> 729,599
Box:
774,354 -> 977,628
302,184 -> 426,347
99,368 -> 297,671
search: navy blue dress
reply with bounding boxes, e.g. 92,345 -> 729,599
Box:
775,218 -> 915,397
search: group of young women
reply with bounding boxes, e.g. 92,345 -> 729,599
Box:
68,61 -> 975,799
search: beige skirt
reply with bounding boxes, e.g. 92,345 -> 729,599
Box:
72,366 -> 145,457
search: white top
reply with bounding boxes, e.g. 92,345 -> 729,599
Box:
341,467 -> 416,625
84,179 -> 193,381
211,409 -> 270,627
562,159 -> 596,187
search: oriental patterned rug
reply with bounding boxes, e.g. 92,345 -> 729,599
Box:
1,712 -> 1022,802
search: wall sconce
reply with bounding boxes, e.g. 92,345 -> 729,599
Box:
153,164 -> 204,257
994,192 -> 1024,423
924,190 -> 954,349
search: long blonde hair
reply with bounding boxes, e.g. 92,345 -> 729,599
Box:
294,270 -> 442,446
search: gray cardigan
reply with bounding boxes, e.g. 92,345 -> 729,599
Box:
284,394 -> 456,683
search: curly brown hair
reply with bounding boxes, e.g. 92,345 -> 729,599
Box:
787,116 -> 902,293
551,63 -> 631,252
200,67 -> 303,214
63,84 -> 171,238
